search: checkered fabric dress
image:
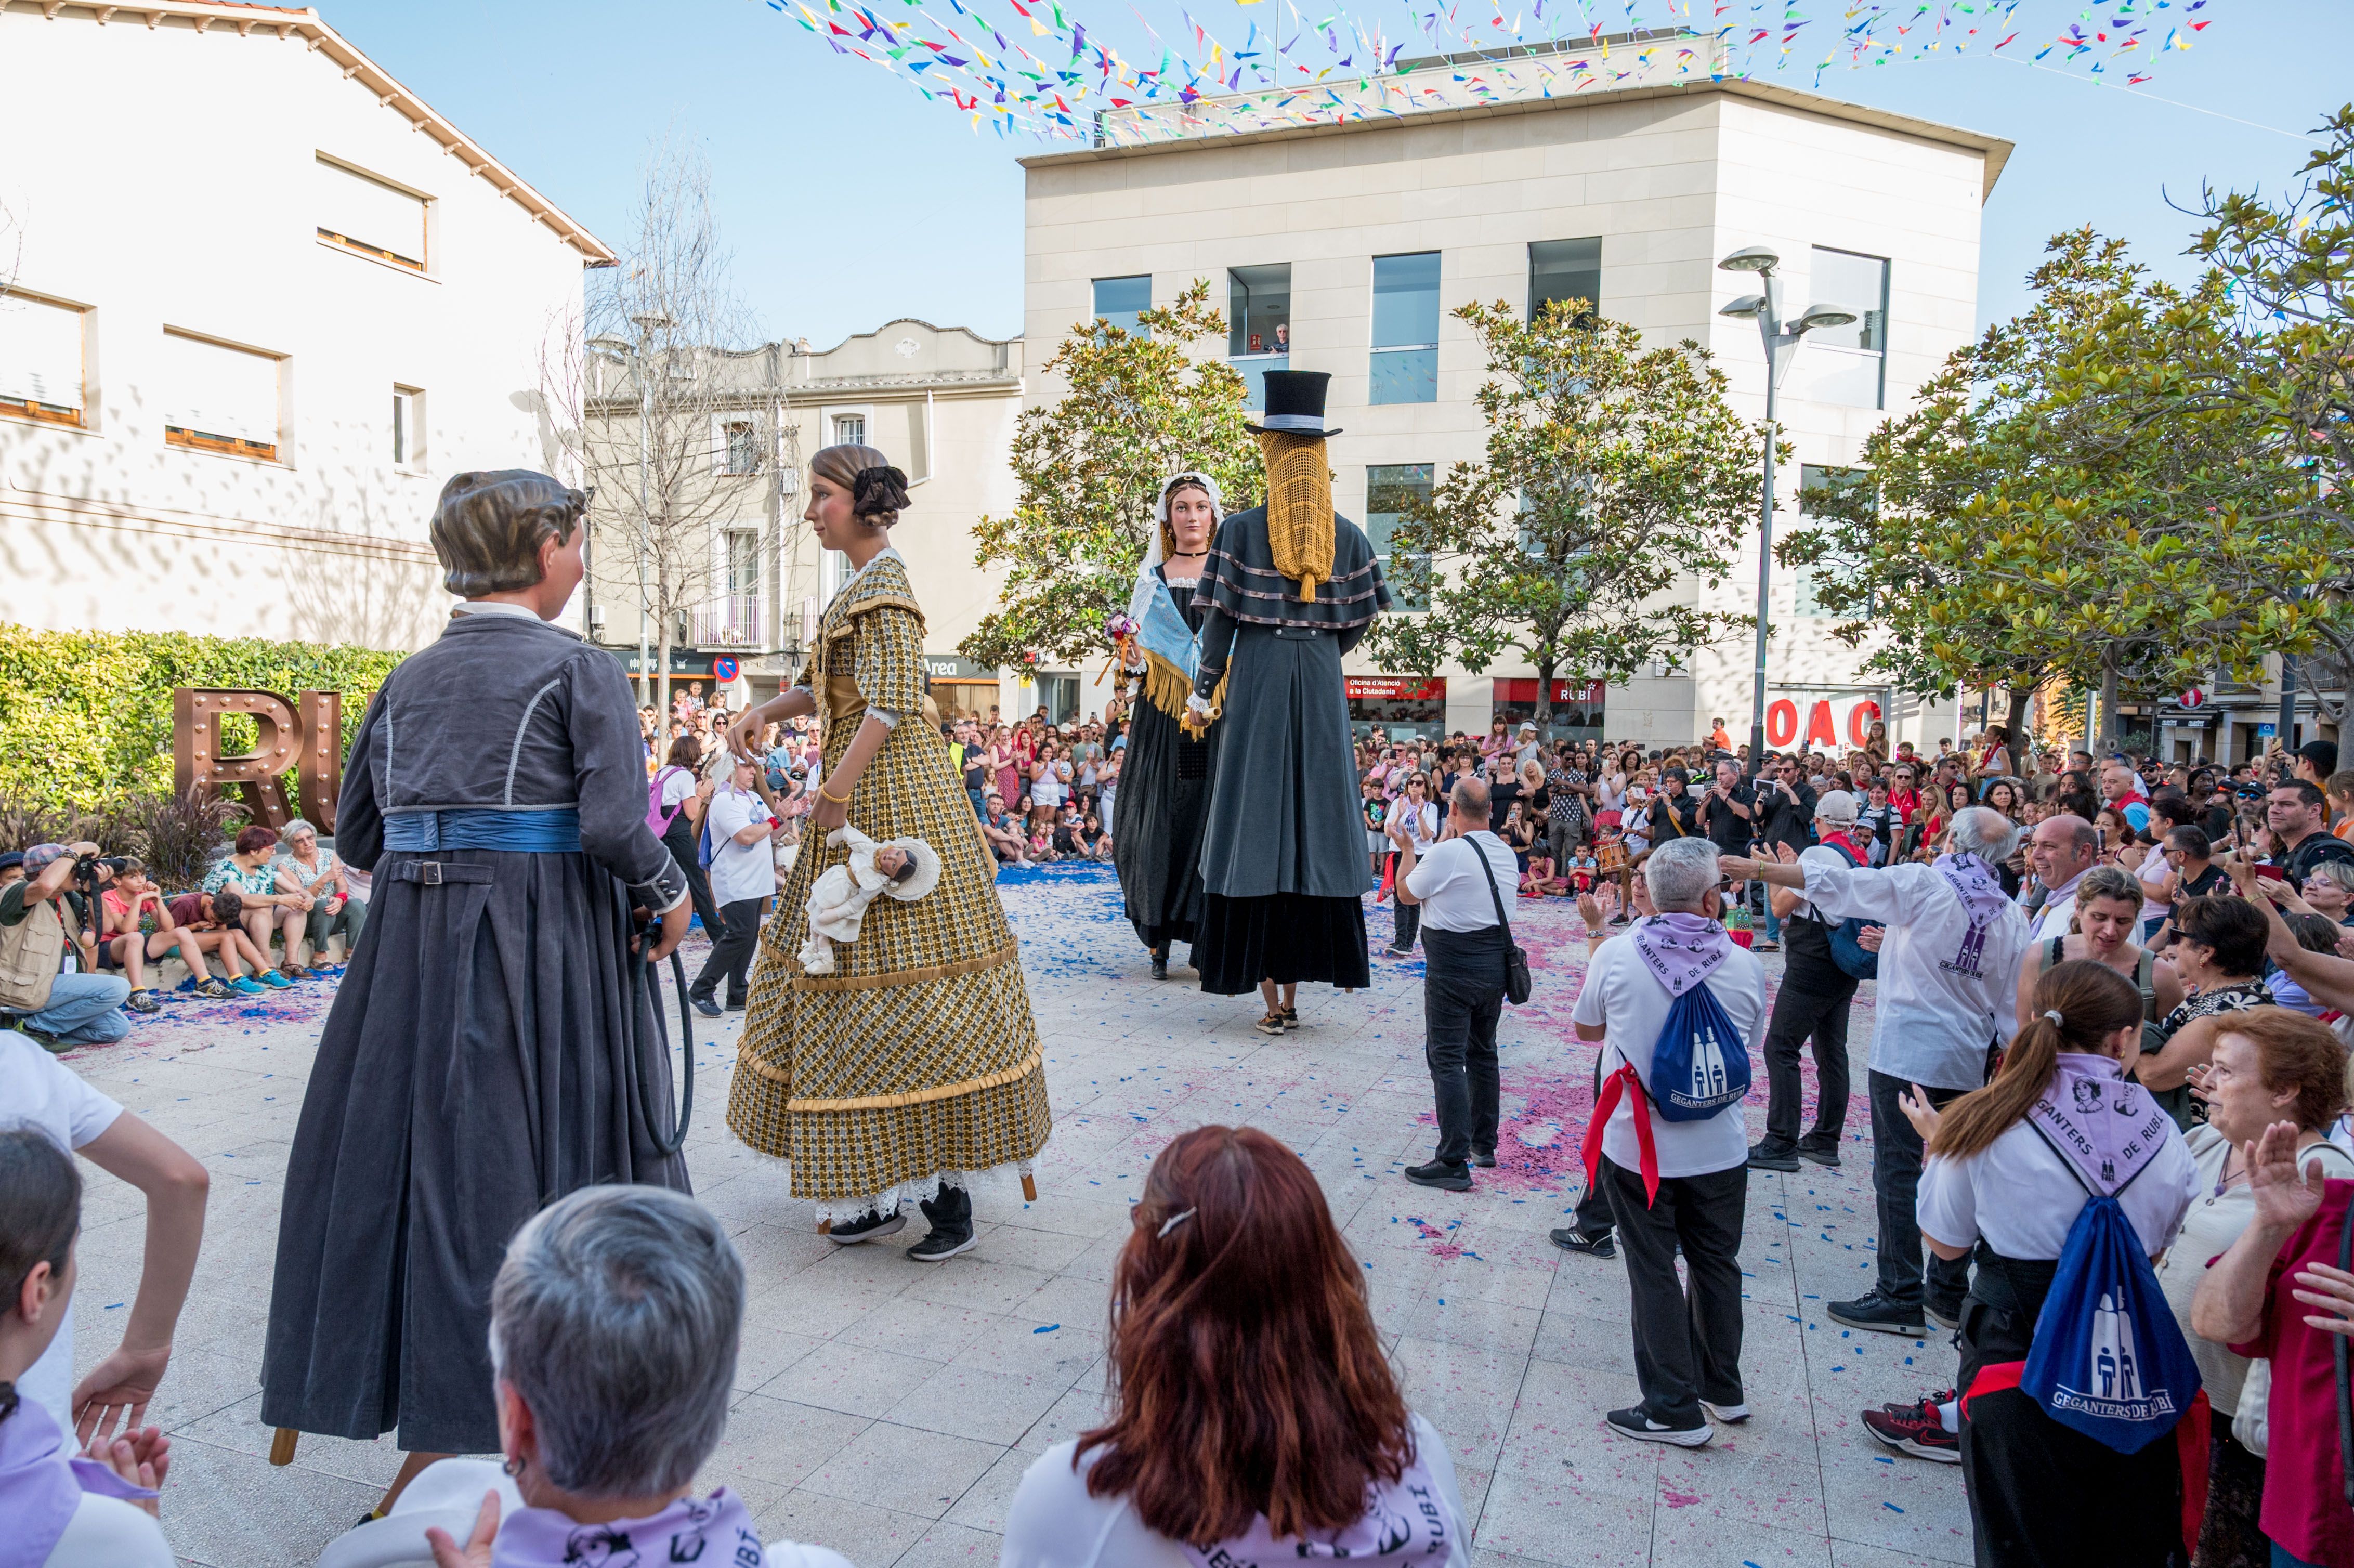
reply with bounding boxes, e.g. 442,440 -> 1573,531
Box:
727,553 -> 1051,1217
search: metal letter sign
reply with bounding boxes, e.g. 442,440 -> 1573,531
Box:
174,688 -> 344,832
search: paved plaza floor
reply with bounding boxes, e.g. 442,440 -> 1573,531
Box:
61,861 -> 1970,1566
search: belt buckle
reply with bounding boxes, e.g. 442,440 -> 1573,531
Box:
421,860 -> 443,886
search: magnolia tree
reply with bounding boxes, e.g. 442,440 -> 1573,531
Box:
962,280 -> 1261,670
1782,228 -> 2326,771
1363,299 -> 1759,733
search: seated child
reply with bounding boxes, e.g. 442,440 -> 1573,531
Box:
1053,801 -> 1084,859
1519,848 -> 1557,898
1566,847 -> 1598,893
798,826 -> 940,976
1075,812 -> 1109,859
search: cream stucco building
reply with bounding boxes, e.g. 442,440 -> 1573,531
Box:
1019,33 -> 2004,751
0,0 -> 610,652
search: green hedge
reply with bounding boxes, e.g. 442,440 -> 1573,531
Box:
0,623 -> 407,812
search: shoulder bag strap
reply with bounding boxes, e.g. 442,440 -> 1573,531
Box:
1469,833 -> 1515,943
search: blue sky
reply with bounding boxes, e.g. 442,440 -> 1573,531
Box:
322,0 -> 2352,347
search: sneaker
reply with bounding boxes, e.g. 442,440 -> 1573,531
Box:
1607,913 -> 1631,926
124,989 -> 161,1015
1827,1288 -> 1927,1337
230,977 -> 269,997
1925,1298 -> 1963,1331
1701,1400 -> 1750,1423
1255,1012 -> 1287,1036
1150,956 -> 1170,980
1548,1226 -> 1616,1260
1470,1148 -> 1497,1169
1879,1387 -> 1957,1415
15,1023 -> 67,1053
1746,1142 -> 1801,1173
1383,943 -> 1414,958
1861,1395 -> 1960,1462
691,995 -> 723,1018
724,997 -> 748,1013
1797,1142 -> 1842,1168
1754,940 -> 1780,952
194,978 -> 232,1000
1403,1159 -> 1473,1192
1606,1406 -> 1711,1447
257,970 -> 293,990
1281,1007 -> 1300,1031
907,1185 -> 975,1262
907,1225 -> 977,1262
824,1208 -> 907,1245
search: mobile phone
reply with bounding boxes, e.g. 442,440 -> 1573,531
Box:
2253,864 -> 2289,884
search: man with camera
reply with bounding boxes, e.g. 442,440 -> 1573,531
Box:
0,841 -> 133,1049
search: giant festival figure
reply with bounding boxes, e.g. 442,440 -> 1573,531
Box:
260,472 -> 695,1515
724,444 -> 1051,1260
1183,372 -> 1390,1028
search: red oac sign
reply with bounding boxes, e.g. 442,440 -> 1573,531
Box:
173,688 -> 346,832
1763,693 -> 1883,752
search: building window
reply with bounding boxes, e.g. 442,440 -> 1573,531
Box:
1797,464 -> 1871,616
1092,275 -> 1150,337
1370,252 -> 1440,404
832,413 -> 866,447
161,331 -> 281,462
1228,264 -> 1291,409
317,155 -> 428,272
1528,237 -> 1601,328
391,385 -> 423,471
0,291 -> 87,428
714,416 -> 759,475
1366,464 -> 1433,611
1806,247 -> 1890,409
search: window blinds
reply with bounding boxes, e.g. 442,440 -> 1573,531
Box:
162,332 -> 279,445
0,294 -> 85,413
317,158 -> 427,268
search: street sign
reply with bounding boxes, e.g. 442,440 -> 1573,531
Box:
714,656 -> 741,683
2180,686 -> 2205,709
2258,723 -> 2278,739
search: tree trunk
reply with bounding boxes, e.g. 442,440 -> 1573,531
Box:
2004,686 -> 2032,778
1533,650 -> 1556,741
2097,651 -> 2120,754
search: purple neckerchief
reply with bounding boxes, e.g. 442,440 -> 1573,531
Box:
0,1397 -> 160,1568
492,1487 -> 764,1568
2026,1054 -> 2172,1196
1933,852 -> 2010,981
1182,1449 -> 1453,1567
1630,912 -> 1735,998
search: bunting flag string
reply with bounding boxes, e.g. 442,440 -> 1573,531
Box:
756,0 -> 2227,144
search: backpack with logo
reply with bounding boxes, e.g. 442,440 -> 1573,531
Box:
1818,840 -> 1882,981
2016,1065 -> 2203,1453
646,765 -> 690,837
1581,915 -> 1754,1205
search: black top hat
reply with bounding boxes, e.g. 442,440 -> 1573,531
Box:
1245,370 -> 1343,438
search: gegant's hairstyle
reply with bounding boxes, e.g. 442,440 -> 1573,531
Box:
1932,960 -> 2143,1161
1078,1126 -> 1411,1541
810,443 -> 911,528
430,471 -> 587,597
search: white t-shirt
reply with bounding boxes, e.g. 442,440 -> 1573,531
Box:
1917,1100 -> 2201,1260
702,785 -> 773,907
1403,832 -> 1519,933
45,1492 -> 173,1568
1571,923 -> 1767,1179
656,766 -> 697,814
999,1414 -> 1471,1568
1,1033 -> 125,1427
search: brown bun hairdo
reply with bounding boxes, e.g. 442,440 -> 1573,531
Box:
809,443 -> 910,528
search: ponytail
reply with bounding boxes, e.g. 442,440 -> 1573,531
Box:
1930,960 -> 2143,1161
0,1129 -> 82,1425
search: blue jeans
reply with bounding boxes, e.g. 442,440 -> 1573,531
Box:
967,787 -> 987,820
21,972 -> 133,1045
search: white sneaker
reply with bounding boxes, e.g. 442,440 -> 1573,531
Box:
1701,1400 -> 1750,1423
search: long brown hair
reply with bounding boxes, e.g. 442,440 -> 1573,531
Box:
1931,960 -> 2142,1161
1078,1126 -> 1410,1541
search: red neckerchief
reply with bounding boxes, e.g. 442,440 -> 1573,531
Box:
1819,829 -> 1863,861
1583,1065 -> 1661,1208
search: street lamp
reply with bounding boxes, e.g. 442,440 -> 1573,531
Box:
1715,246 -> 1857,777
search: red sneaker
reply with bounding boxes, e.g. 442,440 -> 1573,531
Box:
1861,1393 -> 1959,1463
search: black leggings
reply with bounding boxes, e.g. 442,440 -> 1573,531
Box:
662,817 -> 728,940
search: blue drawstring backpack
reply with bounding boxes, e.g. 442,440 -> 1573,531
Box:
1645,979 -> 1752,1122
2020,1155 -> 2203,1453
1820,840 -> 1882,981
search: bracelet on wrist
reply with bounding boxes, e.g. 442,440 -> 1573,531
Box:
819,781 -> 854,804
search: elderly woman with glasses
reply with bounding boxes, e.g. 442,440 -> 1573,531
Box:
318,1185 -> 850,1568
273,817 -> 364,970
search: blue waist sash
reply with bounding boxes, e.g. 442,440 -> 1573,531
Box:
381,808 -> 583,853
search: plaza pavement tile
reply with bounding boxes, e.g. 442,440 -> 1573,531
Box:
59,860 -> 1968,1565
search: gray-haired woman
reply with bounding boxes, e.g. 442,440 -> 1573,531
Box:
318,1184 -> 849,1568
274,818 -> 365,969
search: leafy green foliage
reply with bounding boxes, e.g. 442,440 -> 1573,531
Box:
1363,299 -> 1760,725
1780,227 -> 2332,759
0,623 -> 403,812
962,280 -> 1263,669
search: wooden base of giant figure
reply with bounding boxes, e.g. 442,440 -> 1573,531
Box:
260,472 -> 697,1509
1183,372 -> 1391,997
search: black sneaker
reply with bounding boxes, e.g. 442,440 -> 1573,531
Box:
1403,1159 -> 1472,1192
907,1185 -> 975,1262
124,989 -> 161,1015
193,977 -> 232,1000
1383,943 -> 1413,958
1925,1298 -> 1963,1331
1606,1405 -> 1711,1447
1151,955 -> 1170,980
1549,1226 -> 1616,1260
1746,1141 -> 1800,1172
825,1208 -> 907,1245
1255,1012 -> 1287,1036
1827,1288 -> 1927,1337
724,996 -> 748,1012
1797,1141 -> 1842,1168
1470,1148 -> 1497,1169
691,995 -> 723,1018
1281,1007 -> 1300,1031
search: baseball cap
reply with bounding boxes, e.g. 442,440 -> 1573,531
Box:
1814,790 -> 1861,826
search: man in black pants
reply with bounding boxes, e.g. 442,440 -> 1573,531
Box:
1748,789 -> 1867,1172
1390,777 -> 1520,1192
690,754 -> 777,1016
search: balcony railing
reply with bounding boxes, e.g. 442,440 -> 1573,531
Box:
687,592 -> 768,648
